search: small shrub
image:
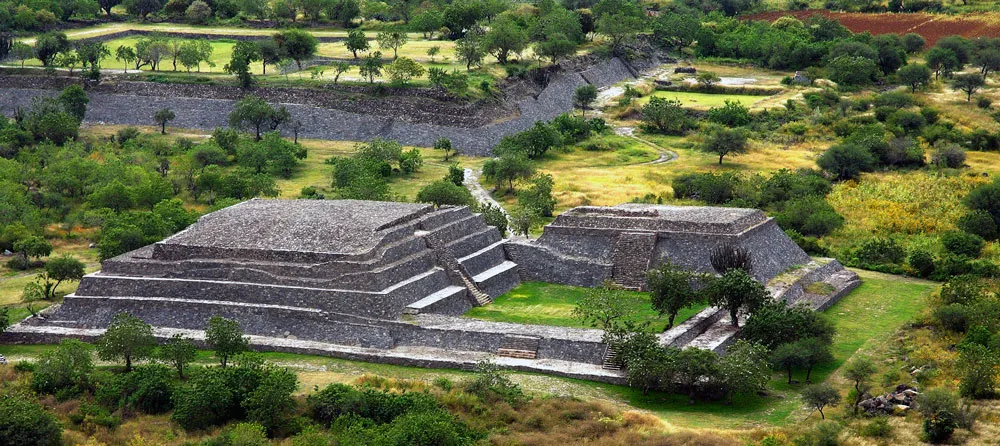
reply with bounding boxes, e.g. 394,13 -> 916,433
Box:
776,197 -> 844,237
432,377 -> 453,391
941,230 -> 985,258
957,210 -> 999,241
860,416 -> 892,438
0,393 -> 63,446
977,96 -> 992,109
931,143 -> 966,168
934,303 -> 969,332
908,249 -> 936,278
855,238 -> 906,265
923,410 -> 956,444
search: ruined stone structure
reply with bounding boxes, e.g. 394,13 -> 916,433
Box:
3,200 -> 860,382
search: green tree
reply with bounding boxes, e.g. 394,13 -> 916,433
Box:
802,384 -> 841,419
958,343 -> 999,398
332,60 -> 350,84
897,63 -> 932,92
159,333 -> 197,378
573,84 -> 598,117
97,312 -> 156,372
34,32 -> 70,67
484,15 -> 529,64
115,45 -> 137,73
345,29 -> 369,59
376,31 -> 408,60
434,137 -> 454,161
224,40 -> 262,89
646,261 -> 704,330
696,71 -> 721,89
964,180 -> 1000,227
700,126 -> 749,165
706,99 -> 751,127
228,95 -> 289,140
844,355 -> 877,415
456,33 -> 486,71
517,173 -> 556,217
244,367 -> 298,434
57,85 -> 89,121
572,282 -> 643,330
153,108 -> 175,134
32,339 -> 94,396
770,341 -> 808,384
206,315 -> 249,367
416,180 -> 473,206
482,153 -> 535,194
952,73 -> 985,102
741,301 -> 835,350
799,337 -> 834,383
597,12 -> 644,54
277,29 -> 318,70
827,55 -> 880,86
359,51 -> 384,83
11,42 -> 34,68
427,45 -> 440,62
42,255 -> 85,299
718,340 -> 770,403
926,47 -> 960,79
640,97 -> 692,135
509,205 -> 539,237
705,268 -> 768,327
385,56 -> 425,85
13,235 -> 51,264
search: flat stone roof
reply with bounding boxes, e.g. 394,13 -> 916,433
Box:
160,199 -> 433,255
548,204 -> 767,234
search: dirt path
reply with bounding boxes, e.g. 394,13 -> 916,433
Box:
614,126 -> 678,165
463,167 -> 509,217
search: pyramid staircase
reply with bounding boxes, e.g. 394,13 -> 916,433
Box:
496,334 -> 541,359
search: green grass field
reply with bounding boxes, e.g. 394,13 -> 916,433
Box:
464,281 -> 707,332
636,90 -> 772,109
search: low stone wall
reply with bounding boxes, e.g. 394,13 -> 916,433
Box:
504,242 -> 612,287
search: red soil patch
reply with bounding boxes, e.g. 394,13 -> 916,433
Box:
745,10 -> 1000,46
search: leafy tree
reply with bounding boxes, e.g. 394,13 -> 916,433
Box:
0,394 -> 63,446
417,180 -> 473,206
706,99 -> 751,127
958,209 -> 998,241
958,343 -> 999,398
185,0 -> 212,23
873,34 -> 907,75
243,367 -> 298,434
159,334 -> 196,378
675,347 -> 719,403
224,41 -> 261,89
115,45 -> 136,73
276,29 -> 318,70
427,45 -> 440,62
697,71 -> 721,89
484,15 -> 529,64
99,0 -> 122,14
77,42 -> 110,70
975,48 -> 1000,77
412,10 -> 443,38
517,173 -> 556,217
534,35 -> 576,65
817,143 -> 875,181
477,202 -> 508,237
573,282 -> 643,330
574,84 -> 598,117
902,33 -> 926,53
228,95 -> 289,140
641,97 -> 692,135
34,32 -> 70,66
456,34 -> 486,71
844,355 -> 877,415
385,56 -> 425,85
700,126 -> 748,165
331,61 -> 350,84
828,55 -> 880,86
11,42 -> 33,68
376,31 -> 408,60
705,268 -> 768,327
963,180 -> 1000,227
802,384 -> 841,419
597,13 -> 644,54
646,261 -> 704,330
97,312 -> 156,372
482,153 -> 535,194
897,63 -> 932,92
770,341 -> 808,384
741,301 -> 835,349
153,108 -> 175,134
952,73 -> 985,101
359,51 -> 384,83
206,315 -> 249,367
13,235 -> 51,264
124,0 -> 165,19
42,255 -> 85,299
718,340 -> 770,403
345,29 -> 369,59
926,47 -> 960,79
799,337 -> 833,383
434,137 -> 454,161
57,85 -> 89,121
776,197 -> 844,237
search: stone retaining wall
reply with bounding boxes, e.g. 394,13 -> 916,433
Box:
0,57 -> 636,155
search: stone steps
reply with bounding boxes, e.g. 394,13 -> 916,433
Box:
403,286 -> 468,315
497,334 -> 540,359
610,232 -> 657,290
602,346 -> 622,371
458,241 -> 508,277
472,261 -> 519,298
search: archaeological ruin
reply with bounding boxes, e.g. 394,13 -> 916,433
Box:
2,199 -> 860,382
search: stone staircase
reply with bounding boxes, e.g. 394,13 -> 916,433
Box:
496,335 -> 541,359
610,232 -> 657,290
601,346 -> 622,371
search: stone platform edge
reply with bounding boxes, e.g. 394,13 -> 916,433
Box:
0,324 -> 627,385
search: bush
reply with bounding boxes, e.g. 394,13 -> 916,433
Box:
934,303 -> 969,332
672,172 -> 739,204
908,249 -> 936,278
464,361 -> 527,407
923,410 -> 957,444
874,91 -> 916,108
978,96 -> 992,109
940,275 -> 988,305
416,180 -> 473,207
931,143 -> 966,168
817,143 -> 875,181
957,210 -> 999,241
785,229 -> 828,256
32,339 -> 94,398
860,417 -> 892,438
941,230 -> 985,258
775,197 -> 844,237
855,238 -> 906,265
0,394 -> 62,446
308,383 -> 439,426
96,364 -> 174,414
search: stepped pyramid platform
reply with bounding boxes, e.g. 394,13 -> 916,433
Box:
3,201 -> 860,382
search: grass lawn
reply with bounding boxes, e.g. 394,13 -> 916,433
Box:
464,281 -> 707,332
636,90 -> 772,109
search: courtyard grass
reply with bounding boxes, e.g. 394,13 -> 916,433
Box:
464,281 -> 707,332
635,90 -> 772,109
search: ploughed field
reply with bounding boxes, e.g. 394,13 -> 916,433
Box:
747,10 -> 1000,46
